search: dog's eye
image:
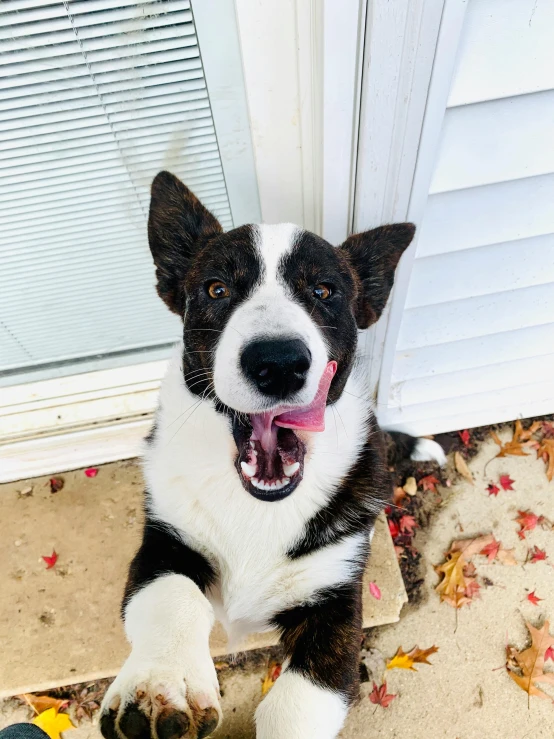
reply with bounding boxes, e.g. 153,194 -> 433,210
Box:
313,284 -> 332,300
207,281 -> 230,300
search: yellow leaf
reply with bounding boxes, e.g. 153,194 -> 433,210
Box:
261,661 -> 282,696
387,645 -> 439,671
403,477 -> 417,496
454,452 -> 474,485
32,708 -> 75,739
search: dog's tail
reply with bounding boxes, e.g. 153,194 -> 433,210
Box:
383,430 -> 447,467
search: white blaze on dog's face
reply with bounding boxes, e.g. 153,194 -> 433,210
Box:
148,171 -> 415,502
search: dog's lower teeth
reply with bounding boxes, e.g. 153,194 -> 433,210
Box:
283,462 -> 300,476
251,477 -> 290,491
241,461 -> 257,477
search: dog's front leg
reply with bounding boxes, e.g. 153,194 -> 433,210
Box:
99,523 -> 221,739
256,579 -> 363,739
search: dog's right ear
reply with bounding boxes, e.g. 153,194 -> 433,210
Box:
148,170 -> 222,314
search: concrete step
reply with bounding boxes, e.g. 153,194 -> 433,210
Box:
0,460 -> 407,697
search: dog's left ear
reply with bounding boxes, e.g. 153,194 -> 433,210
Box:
339,223 -> 415,329
148,170 -> 222,314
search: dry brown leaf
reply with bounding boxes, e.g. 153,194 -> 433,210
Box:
506,621 -> 554,701
454,452 -> 474,485
21,695 -> 68,716
387,645 -> 439,671
435,535 -> 494,609
491,430 -> 527,458
517,420 -> 542,442
538,439 -> 554,481
496,547 -> 518,566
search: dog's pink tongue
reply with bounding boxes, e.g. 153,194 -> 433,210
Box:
249,361 -> 337,454
275,360 -> 337,432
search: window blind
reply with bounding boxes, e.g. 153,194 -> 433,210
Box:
0,0 -> 233,382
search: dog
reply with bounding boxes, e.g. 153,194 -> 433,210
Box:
99,171 -> 445,739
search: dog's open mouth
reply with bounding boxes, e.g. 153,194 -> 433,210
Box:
233,361 -> 337,501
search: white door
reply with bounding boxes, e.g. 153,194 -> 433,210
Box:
373,0 -> 554,435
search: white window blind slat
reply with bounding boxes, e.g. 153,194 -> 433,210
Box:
0,0 -> 235,378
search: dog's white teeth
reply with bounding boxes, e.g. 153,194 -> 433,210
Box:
250,477 -> 291,491
283,462 -> 300,476
241,461 -> 257,477
249,441 -> 256,449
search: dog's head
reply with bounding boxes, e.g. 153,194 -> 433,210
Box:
148,171 -> 414,501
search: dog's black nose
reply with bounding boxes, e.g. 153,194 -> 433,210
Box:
241,339 -> 311,399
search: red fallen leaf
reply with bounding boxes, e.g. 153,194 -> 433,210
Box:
49,477 -> 64,493
515,510 -> 542,540
527,590 -> 543,606
545,646 -> 554,662
419,475 -> 440,493
480,538 -> 500,562
463,562 -> 477,577
388,520 -> 400,538
84,467 -> 98,478
459,429 -> 470,447
369,681 -> 396,708
464,580 -> 480,599
487,483 -> 500,497
399,514 -> 417,535
369,582 -> 382,600
499,474 -> 514,491
42,550 -> 58,569
528,546 -> 547,563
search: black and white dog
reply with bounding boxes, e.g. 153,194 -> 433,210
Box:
100,171 -> 445,739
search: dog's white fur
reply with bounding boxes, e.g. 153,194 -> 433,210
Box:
104,224 -> 443,738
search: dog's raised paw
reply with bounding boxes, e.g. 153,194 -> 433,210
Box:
99,665 -> 221,739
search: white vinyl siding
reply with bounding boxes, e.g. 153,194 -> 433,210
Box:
0,0 -> 236,383
380,0 -> 554,435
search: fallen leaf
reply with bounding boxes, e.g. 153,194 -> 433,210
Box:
419,475 -> 440,493
528,546 -> 547,564
459,429 -> 470,447
490,420 -> 538,461
506,621 -> 554,701
487,483 -> 500,497
394,545 -> 405,559
515,511 -> 542,540
18,486 -> 33,498
545,646 -> 554,662
435,535 -> 494,608
42,551 -> 58,569
369,681 -> 396,708
399,515 -> 417,535
388,520 -> 400,538
480,538 -> 500,562
538,439 -> 554,481
261,661 -> 282,695
542,422 -> 554,439
21,695 -> 69,716
455,452 -> 474,485
369,581 -> 382,600
497,547 -> 518,566
527,591 -> 543,606
499,474 -> 515,491
403,476 -> 417,496
49,477 -> 64,493
517,420 -> 543,441
214,662 -> 229,670
392,486 -> 407,506
387,645 -> 438,671
84,467 -> 98,478
32,708 -> 75,739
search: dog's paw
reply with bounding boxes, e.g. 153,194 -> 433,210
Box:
100,662 -> 221,739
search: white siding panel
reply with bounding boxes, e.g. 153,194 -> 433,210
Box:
431,91 -> 554,193
416,174 -> 554,257
392,322 -> 554,383
392,353 -> 554,408
406,234 -> 554,309
397,283 -> 554,351
449,0 -> 554,106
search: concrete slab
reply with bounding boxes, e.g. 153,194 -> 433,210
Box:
0,460 -> 406,698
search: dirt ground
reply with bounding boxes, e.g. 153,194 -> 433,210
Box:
1,423 -> 553,738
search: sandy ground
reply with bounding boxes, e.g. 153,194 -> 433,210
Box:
1,424 -> 553,738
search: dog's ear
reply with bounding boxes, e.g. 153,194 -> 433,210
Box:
148,170 -> 222,314
339,223 -> 415,329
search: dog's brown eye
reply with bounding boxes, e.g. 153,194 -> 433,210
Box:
207,281 -> 230,299
313,284 -> 332,300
